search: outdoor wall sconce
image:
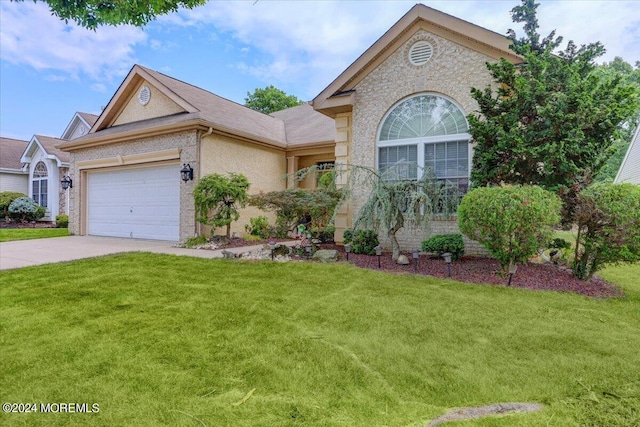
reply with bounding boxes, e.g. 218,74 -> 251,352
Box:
180,163 -> 194,182
413,248 -> 420,272
344,243 -> 351,260
442,252 -> 452,277
375,245 -> 382,268
60,175 -> 73,190
507,262 -> 518,286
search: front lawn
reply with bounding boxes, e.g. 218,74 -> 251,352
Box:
1,254 -> 638,426
0,227 -> 68,242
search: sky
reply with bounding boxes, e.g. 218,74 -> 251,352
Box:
1,0 -> 639,141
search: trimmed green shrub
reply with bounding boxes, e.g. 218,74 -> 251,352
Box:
245,215 -> 271,239
55,214 -> 69,228
0,191 -> 27,219
8,197 -> 46,222
458,185 -> 561,273
421,234 -> 464,260
249,188 -> 342,238
345,229 -> 379,255
548,238 -> 571,250
573,183 -> 640,280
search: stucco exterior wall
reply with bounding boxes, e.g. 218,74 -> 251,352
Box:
200,134 -> 286,237
349,30 -> 497,254
68,130 -> 198,240
113,82 -> 185,126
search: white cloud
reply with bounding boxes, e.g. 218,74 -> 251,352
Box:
0,1 -> 147,84
168,0 -> 639,97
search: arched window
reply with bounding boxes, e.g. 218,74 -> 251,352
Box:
32,161 -> 48,208
377,94 -> 470,195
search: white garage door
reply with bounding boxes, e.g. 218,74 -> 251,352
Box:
87,164 -> 180,241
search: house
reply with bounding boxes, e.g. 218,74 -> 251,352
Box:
59,65 -> 335,241
60,4 -> 522,249
614,125 -> 640,184
0,137 -> 29,193
19,112 -> 98,221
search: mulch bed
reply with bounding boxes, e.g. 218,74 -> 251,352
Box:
319,244 -> 623,299
0,221 -> 57,229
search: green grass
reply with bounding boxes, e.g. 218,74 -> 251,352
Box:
1,254 -> 639,426
0,227 -> 68,242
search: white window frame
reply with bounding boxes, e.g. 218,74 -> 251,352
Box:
376,94 -> 471,183
32,161 -> 48,208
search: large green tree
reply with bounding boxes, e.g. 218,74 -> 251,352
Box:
468,0 -> 638,223
12,0 -> 206,29
244,85 -> 304,114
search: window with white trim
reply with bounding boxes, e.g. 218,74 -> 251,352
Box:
32,161 -> 48,208
377,94 -> 471,201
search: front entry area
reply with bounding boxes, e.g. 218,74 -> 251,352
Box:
87,164 -> 180,241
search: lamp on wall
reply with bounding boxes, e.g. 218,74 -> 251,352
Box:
180,163 -> 194,182
60,175 -> 73,190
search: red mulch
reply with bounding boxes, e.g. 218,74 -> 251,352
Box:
0,221 -> 57,229
320,244 -> 623,299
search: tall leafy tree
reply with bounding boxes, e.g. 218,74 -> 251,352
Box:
244,85 -> 304,114
194,173 -> 250,239
468,0 -> 638,223
11,0 -> 206,29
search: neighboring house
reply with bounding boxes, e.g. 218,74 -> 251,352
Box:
60,4 -> 522,250
614,125 -> 640,184
0,137 -> 28,193
19,112 -> 98,221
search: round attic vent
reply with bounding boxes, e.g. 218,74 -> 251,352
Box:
408,40 -> 433,66
138,85 -> 151,106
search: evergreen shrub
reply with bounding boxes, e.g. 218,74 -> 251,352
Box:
421,234 -> 464,260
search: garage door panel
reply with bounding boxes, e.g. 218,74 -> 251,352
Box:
87,165 -> 180,241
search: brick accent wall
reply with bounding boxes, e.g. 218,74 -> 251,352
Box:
68,130 -> 198,241
347,29 -> 497,254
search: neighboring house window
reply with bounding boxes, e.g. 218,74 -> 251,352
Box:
32,161 -> 48,208
377,94 -> 470,195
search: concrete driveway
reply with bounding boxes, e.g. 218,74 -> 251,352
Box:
0,235 -> 258,270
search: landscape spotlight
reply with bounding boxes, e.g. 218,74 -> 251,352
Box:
374,245 -> 382,268
442,252 -> 452,277
344,243 -> 351,260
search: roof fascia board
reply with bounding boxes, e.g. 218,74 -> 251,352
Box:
61,119 -> 289,152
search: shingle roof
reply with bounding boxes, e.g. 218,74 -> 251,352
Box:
0,137 -> 28,170
138,65 -> 287,145
78,112 -> 99,127
35,135 -> 70,163
270,103 -> 335,146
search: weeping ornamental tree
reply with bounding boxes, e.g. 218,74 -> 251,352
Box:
341,164 -> 458,262
194,173 -> 250,239
468,0 -> 638,224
